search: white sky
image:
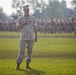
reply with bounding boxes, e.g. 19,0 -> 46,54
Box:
0,0 -> 13,15
0,0 -> 73,15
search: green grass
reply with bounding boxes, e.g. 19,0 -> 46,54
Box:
0,38 -> 19,51
0,31 -> 19,37
0,31 -> 76,75
0,38 -> 76,59
0,31 -> 75,37
38,32 -> 75,37
0,59 -> 76,75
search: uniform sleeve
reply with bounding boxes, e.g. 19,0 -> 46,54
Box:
16,17 -> 22,27
33,16 -> 37,26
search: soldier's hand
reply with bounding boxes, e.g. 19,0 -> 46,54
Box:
23,20 -> 28,26
34,37 -> 37,42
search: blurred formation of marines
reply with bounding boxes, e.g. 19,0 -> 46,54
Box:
16,5 -> 37,70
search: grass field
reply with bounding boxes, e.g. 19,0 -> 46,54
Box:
0,31 -> 75,37
0,31 -> 76,75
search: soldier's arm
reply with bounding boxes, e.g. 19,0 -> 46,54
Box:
34,25 -> 37,42
16,21 -> 28,30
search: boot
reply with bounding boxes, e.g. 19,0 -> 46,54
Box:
16,63 -> 20,70
26,62 -> 31,69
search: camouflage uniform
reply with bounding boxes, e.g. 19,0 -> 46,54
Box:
16,15 -> 36,64
73,20 -> 76,35
0,21 -> 3,31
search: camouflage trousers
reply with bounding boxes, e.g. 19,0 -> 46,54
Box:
16,40 -> 34,64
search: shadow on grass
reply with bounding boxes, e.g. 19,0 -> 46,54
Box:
19,68 -> 46,75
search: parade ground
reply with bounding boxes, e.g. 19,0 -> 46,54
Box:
0,31 -> 76,75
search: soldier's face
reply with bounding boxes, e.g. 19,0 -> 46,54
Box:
23,8 -> 29,15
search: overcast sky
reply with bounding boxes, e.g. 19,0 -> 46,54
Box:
0,0 -> 73,15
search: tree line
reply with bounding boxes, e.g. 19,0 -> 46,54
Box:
0,0 -> 76,20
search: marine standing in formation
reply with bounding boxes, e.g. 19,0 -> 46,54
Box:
16,5 -> 37,70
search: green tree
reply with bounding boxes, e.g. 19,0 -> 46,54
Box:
26,0 -> 47,18
61,0 -> 71,18
46,0 -> 64,18
12,0 -> 25,16
61,0 -> 67,18
0,7 -> 8,21
72,0 -> 76,8
12,0 -> 73,19
71,0 -> 76,16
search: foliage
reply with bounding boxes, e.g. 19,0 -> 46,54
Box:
12,0 -> 25,16
46,0 -> 64,18
0,7 -> 9,21
12,0 -> 73,18
71,0 -> 76,16
1,0 -> 76,19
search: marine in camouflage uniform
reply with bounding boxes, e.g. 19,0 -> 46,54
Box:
50,19 -> 55,33
16,5 -> 37,70
73,17 -> 76,35
0,20 -> 3,31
